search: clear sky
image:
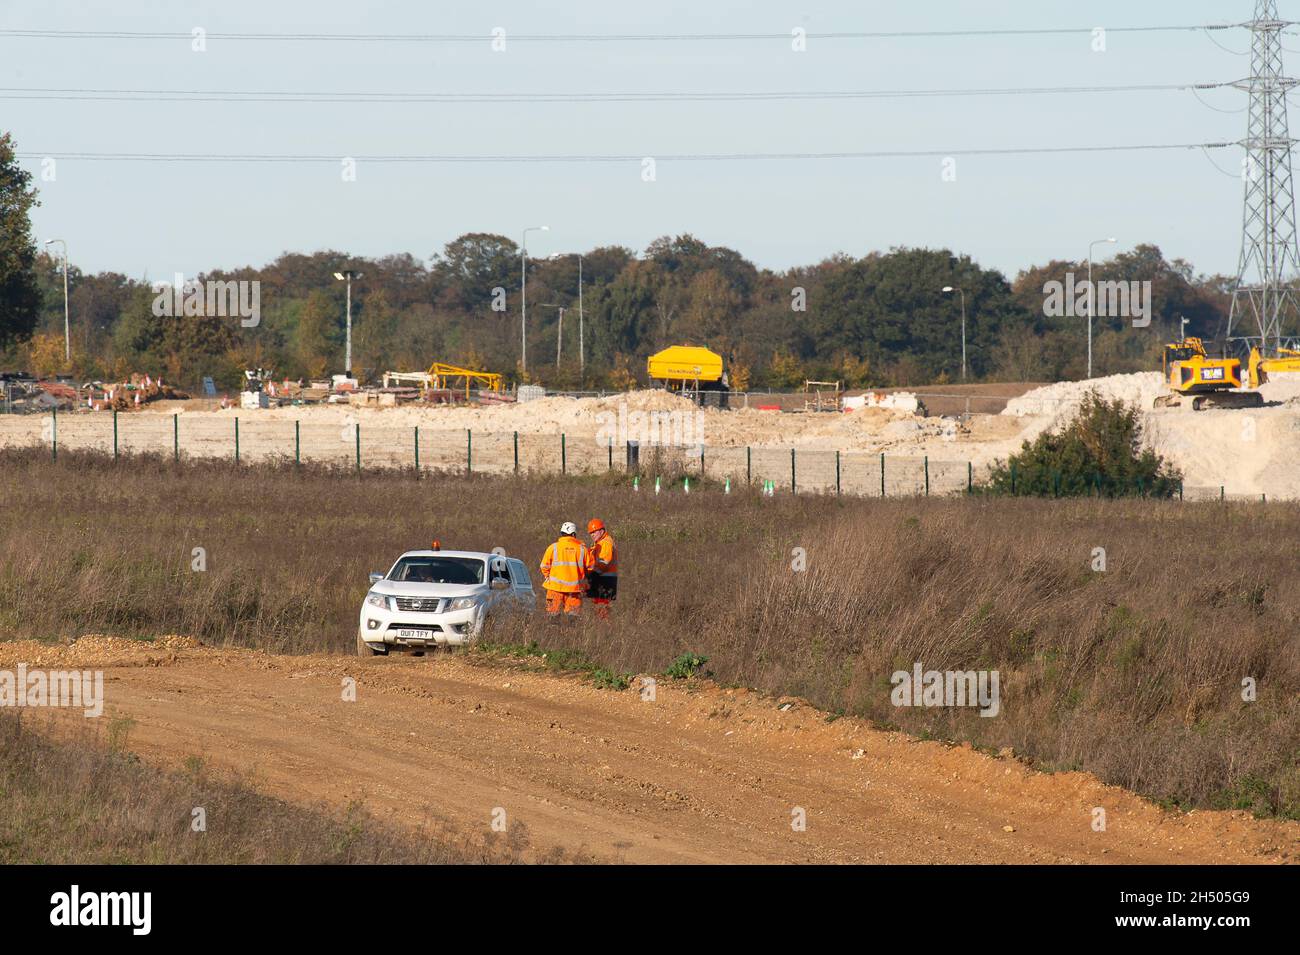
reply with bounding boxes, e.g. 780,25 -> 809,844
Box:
1,0 -> 1272,281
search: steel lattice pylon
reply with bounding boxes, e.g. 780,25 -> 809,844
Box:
1227,1 -> 1300,354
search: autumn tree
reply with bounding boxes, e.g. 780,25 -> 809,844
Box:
295,290 -> 337,379
0,132 -> 42,350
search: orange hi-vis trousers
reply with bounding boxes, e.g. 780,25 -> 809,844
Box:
546,591 -> 582,615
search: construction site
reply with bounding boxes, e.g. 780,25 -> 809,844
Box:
6,2 -> 1300,924
7,362 -> 1300,500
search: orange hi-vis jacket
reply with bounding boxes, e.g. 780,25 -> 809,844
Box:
541,536 -> 590,593
589,533 -> 618,576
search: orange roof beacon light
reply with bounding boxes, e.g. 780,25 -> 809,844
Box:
430,539 -> 441,551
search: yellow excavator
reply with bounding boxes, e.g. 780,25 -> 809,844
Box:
1153,337 -> 1263,411
1247,345 -> 1300,388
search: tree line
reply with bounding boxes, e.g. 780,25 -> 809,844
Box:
1,133 -> 1237,392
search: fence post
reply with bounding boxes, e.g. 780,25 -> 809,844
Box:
1010,462 -> 1017,495
51,406 -> 57,460
967,461 -> 972,495
608,439 -> 613,471
467,429 -> 472,474
513,431 -> 519,474
791,448 -> 796,494
746,446 -> 751,485
235,417 -> 240,463
113,410 -> 119,461
355,423 -> 361,475
1053,471 -> 1060,498
700,443 -> 705,476
295,420 -> 300,468
1220,485 -> 1225,502
173,413 -> 179,463
880,453 -> 885,498
1178,479 -> 1183,502
414,426 -> 419,477
561,433 -> 566,475
836,450 -> 841,496
924,456 -> 930,497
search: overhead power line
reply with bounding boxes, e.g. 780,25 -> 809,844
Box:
0,82 -> 1230,105
16,143 -> 1233,164
0,25 -> 1249,43
0,82 -> 1229,105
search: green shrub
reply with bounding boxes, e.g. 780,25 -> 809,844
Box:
987,392 -> 1181,498
665,652 -> 710,679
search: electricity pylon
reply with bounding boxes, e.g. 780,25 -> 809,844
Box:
1227,0 -> 1300,353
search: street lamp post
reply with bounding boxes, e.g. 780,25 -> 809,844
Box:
333,270 -> 363,377
43,239 -> 70,364
1087,237 -> 1117,379
550,253 -> 584,382
520,226 -> 549,376
942,286 -> 967,381
540,304 -> 566,369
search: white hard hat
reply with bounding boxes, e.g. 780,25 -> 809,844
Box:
560,521 -> 577,535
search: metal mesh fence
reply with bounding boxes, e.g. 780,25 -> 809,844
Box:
0,411 -> 1273,502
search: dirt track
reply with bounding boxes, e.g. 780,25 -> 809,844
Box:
25,641 -> 1298,864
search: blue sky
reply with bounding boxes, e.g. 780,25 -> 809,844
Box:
1,0 -> 1272,281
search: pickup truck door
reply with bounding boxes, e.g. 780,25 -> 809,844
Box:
507,559 -> 536,610
487,558 -> 512,608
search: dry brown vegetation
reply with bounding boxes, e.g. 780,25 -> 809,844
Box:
1,447 -> 1297,819
0,711 -> 534,863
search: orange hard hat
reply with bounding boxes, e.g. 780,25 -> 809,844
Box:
587,518 -> 605,534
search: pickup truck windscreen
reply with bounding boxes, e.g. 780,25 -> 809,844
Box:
389,556 -> 485,585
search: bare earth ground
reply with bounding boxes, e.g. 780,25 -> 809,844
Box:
15,638 -> 1296,865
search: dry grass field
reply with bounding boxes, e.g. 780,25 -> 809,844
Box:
1,446 -> 1296,824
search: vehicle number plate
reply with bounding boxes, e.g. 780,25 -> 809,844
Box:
397,629 -> 432,640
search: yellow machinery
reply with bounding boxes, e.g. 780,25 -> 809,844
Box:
1154,337 -> 1263,411
381,363 -> 502,399
647,346 -> 724,391
1248,345 -> 1300,388
426,362 -> 502,398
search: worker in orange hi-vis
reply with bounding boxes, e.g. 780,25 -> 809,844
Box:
585,518 -> 618,620
540,521 -> 590,616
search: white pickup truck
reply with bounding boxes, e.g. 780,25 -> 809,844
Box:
357,549 -> 536,656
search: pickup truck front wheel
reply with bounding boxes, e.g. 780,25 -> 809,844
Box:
356,632 -> 387,657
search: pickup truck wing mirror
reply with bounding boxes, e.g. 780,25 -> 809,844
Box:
369,572 -> 384,584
